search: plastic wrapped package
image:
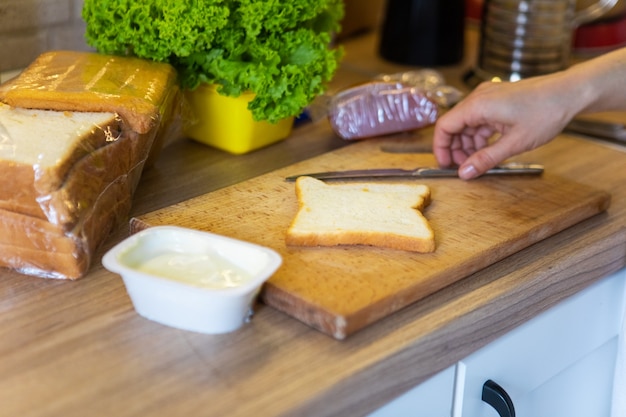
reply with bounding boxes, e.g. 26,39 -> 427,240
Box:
326,70 -> 463,140
0,174 -> 135,279
328,81 -> 439,140
0,51 -> 179,134
0,51 -> 181,279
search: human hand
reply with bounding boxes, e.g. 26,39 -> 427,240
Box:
432,76 -> 578,179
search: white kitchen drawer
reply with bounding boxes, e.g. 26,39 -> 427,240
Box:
457,269 -> 626,417
368,365 -> 456,417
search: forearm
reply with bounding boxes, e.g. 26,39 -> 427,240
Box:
564,47 -> 626,115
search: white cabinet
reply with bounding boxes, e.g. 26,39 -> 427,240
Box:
369,268 -> 626,417
457,268 -> 625,417
368,365 -> 456,417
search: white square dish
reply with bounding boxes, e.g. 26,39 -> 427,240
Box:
102,226 -> 282,334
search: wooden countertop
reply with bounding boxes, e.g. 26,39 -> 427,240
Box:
1,30 -> 625,417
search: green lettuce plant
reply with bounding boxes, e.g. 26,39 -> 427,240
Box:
83,0 -> 344,123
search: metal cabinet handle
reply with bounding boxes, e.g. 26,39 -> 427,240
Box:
482,379 -> 516,417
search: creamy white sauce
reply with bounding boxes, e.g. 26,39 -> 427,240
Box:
136,251 -> 251,289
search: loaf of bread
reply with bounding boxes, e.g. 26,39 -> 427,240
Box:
0,183 -> 133,279
0,50 -> 181,279
0,103 -> 153,227
286,176 -> 435,252
0,129 -> 145,278
0,50 -> 178,134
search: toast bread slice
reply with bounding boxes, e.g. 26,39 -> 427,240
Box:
286,176 -> 435,252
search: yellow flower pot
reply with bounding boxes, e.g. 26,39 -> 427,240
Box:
183,84 -> 294,155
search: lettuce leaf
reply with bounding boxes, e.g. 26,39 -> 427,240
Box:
83,0 -> 343,123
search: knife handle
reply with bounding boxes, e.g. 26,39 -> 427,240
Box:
483,163 -> 544,176
415,163 -> 543,177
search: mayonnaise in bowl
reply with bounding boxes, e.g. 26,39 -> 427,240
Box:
135,251 -> 252,289
102,226 -> 282,334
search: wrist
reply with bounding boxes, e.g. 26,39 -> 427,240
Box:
566,48 -> 626,114
557,65 -> 599,118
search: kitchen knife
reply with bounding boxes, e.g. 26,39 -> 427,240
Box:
285,163 -> 544,181
564,119 -> 626,145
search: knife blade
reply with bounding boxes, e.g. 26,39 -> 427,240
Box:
564,118 -> 626,144
285,163 -> 544,181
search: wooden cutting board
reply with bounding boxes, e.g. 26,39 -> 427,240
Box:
131,138 -> 611,339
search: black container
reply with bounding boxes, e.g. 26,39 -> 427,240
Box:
379,0 -> 465,66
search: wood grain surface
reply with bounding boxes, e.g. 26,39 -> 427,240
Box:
131,134 -> 611,339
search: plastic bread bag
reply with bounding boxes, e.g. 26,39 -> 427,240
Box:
312,69 -> 463,140
0,105 -> 154,280
0,51 -> 182,279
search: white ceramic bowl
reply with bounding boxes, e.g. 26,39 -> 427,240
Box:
102,226 -> 282,334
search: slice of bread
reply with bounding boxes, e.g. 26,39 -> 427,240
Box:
0,103 -> 156,229
0,102 -> 122,202
286,176 -> 435,252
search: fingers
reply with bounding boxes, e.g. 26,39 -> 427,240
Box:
433,122 -> 495,169
457,132 -> 528,180
433,118 -> 471,168
458,148 -> 503,180
432,128 -> 454,167
433,91 -> 496,168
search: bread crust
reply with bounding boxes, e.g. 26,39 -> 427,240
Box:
285,230 -> 436,252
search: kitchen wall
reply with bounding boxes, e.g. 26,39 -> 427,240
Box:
0,0 -> 91,74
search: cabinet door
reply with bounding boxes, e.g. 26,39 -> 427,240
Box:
368,365 -> 456,417
457,269 -> 626,417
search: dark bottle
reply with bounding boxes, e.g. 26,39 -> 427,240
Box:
379,0 -> 465,66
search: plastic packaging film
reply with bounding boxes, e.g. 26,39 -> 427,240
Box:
0,51 -> 180,134
322,69 -> 463,140
0,51 -> 182,279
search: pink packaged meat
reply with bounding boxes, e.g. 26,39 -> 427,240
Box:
326,70 -> 462,140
